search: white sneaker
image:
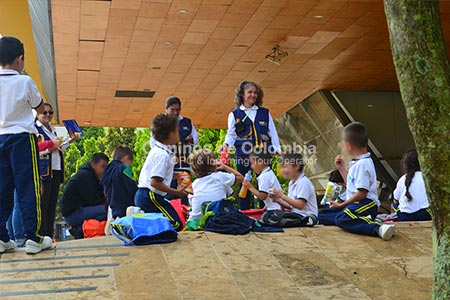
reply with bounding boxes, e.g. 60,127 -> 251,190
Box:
25,236 -> 53,254
0,240 -> 17,253
126,206 -> 144,216
378,224 -> 396,241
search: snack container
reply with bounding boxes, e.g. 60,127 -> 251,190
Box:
177,171 -> 193,194
220,150 -> 230,166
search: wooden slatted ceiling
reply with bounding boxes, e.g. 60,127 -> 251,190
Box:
51,0 -> 450,128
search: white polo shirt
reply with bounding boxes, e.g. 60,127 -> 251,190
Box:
288,173 -> 318,217
256,167 -> 282,210
138,140 -> 175,196
393,171 -> 429,213
346,152 -> 380,206
0,69 -> 42,134
188,171 -> 236,220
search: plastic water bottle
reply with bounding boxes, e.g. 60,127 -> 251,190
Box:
239,171 -> 253,198
320,182 -> 336,206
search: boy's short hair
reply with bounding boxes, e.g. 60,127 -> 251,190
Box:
91,153 -> 109,164
281,152 -> 305,173
166,96 -> 181,108
343,122 -> 368,148
189,149 -> 216,178
329,170 -> 344,184
113,145 -> 134,160
0,36 -> 24,66
249,147 -> 272,166
151,113 -> 178,143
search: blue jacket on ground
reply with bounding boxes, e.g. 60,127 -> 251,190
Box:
101,160 -> 138,218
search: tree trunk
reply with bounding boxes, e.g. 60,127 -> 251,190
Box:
384,1 -> 450,298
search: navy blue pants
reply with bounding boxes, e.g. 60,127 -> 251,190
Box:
236,157 -> 252,210
318,199 -> 380,237
397,208 -> 432,222
134,188 -> 182,231
64,204 -> 107,228
0,133 -> 43,243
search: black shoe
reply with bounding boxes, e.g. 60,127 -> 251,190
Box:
69,228 -> 84,239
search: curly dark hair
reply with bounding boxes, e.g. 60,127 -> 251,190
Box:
402,149 -> 421,202
151,113 -> 178,143
234,81 -> 264,108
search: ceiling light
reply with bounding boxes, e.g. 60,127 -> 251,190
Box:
312,15 -> 324,19
257,70 -> 267,73
178,9 -> 189,14
164,41 -> 173,45
152,66 -> 161,70
84,121 -> 91,125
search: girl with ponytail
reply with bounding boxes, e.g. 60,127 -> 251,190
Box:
393,149 -> 431,221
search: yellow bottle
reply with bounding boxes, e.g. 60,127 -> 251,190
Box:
239,171 -> 253,198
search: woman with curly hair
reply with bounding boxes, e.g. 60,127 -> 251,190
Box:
393,149 -> 431,221
220,81 -> 281,210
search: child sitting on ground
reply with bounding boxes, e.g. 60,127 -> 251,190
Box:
321,170 -> 347,206
134,113 -> 187,231
242,150 -> 281,211
393,149 -> 431,221
188,149 -> 243,221
101,145 -> 137,219
318,122 -> 395,240
269,153 -> 318,218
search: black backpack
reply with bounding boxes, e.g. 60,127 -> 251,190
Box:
260,210 -> 317,228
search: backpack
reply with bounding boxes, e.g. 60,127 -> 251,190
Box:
204,210 -> 255,235
260,210 -> 318,228
202,200 -> 255,235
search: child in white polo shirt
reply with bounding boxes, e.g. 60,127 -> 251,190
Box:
188,149 -> 243,221
135,113 -> 187,231
0,36 -> 53,254
269,153 -> 318,218
242,149 -> 281,211
393,149 -> 431,221
318,122 -> 395,241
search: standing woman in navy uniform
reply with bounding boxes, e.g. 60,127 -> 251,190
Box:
35,103 -> 77,238
165,96 -> 198,170
220,81 -> 281,210
151,96 -> 198,168
151,96 -> 198,203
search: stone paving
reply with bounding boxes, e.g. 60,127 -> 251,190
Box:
0,222 -> 432,300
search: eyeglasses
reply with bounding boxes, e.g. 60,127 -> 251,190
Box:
42,111 -> 54,116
